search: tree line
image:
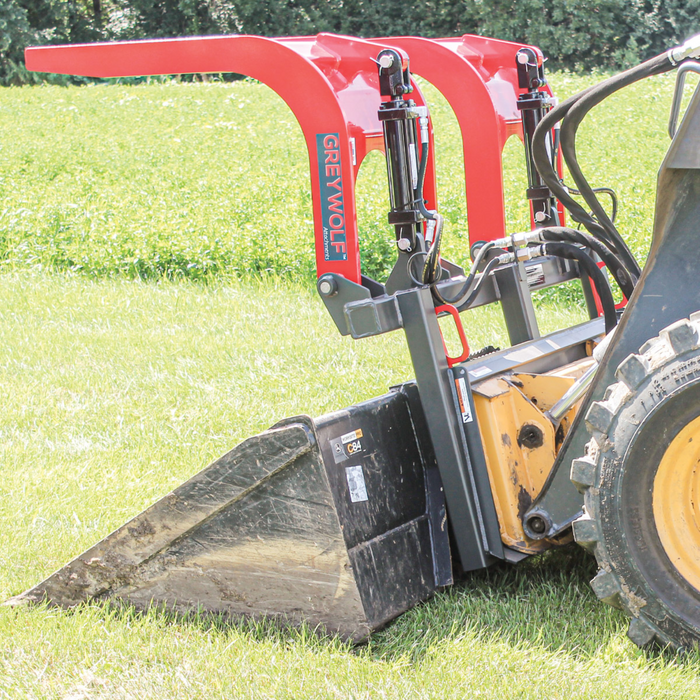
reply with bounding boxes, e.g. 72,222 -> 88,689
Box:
2,0 -> 700,84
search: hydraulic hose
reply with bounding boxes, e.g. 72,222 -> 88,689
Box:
416,137 -> 445,285
458,256 -> 503,309
539,226 -> 636,299
532,55 -> 672,281
558,51 -> 676,279
431,241 -> 496,305
422,212 -> 444,285
532,37 -> 700,284
551,125 -> 618,224
416,133 -> 434,222
542,241 -> 617,333
566,185 -> 618,224
531,87 -> 601,237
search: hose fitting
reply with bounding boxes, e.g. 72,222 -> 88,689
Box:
491,229 -> 548,250
413,105 -> 430,144
669,33 -> 700,65
494,244 -> 546,266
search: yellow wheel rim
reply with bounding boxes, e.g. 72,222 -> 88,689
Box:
653,415 -> 700,592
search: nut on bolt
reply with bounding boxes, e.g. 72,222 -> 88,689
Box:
528,516 -> 546,534
524,510 -> 553,540
318,275 -> 338,297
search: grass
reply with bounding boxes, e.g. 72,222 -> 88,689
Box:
2,272 -> 700,698
0,71 -> 689,284
1,68 -> 700,697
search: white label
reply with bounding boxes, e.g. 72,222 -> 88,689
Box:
456,377 -> 474,424
345,465 -> 368,503
341,428 -> 363,444
504,346 -> 544,363
526,263 -> 545,287
469,366 -> 491,379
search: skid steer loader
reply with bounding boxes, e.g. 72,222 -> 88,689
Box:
9,31 -> 700,651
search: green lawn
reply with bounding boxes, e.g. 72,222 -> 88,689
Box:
0,71 -> 687,282
1,68 -> 700,698
2,273 -> 700,698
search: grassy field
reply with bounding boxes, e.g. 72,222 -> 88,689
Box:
0,71 -> 686,283
1,68 -> 700,697
2,273 -> 700,699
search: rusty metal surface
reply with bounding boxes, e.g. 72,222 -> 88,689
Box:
10,389 -> 451,641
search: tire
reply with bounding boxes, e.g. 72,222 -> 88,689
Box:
571,315 -> 700,650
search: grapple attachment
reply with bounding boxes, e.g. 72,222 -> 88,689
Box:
11,385 -> 451,640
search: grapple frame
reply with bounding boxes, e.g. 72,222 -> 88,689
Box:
26,33 -> 548,283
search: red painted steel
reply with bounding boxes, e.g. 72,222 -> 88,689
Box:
435,304 -> 471,367
25,34 -> 439,285
24,33 -> 556,283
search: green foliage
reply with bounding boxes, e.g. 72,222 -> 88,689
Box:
6,0 -> 700,85
16,0 -> 105,61
0,72 -> 672,289
0,0 -> 35,85
473,0 -> 654,70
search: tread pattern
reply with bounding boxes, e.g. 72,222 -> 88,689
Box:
571,317 -> 700,649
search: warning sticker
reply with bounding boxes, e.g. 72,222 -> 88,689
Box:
504,346 -> 544,363
455,377 -> 474,424
469,366 -> 492,379
346,465 -> 368,503
330,428 -> 364,464
341,429 -> 363,444
526,263 -> 545,287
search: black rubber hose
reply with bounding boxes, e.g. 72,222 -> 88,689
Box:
543,241 -> 617,333
422,214 -> 443,285
539,226 -> 636,299
531,87 -> 604,238
431,241 -> 496,305
458,256 -> 503,309
553,121 -> 619,224
416,138 -> 444,285
416,137 -> 434,222
532,50 -> 673,274
559,51 -> 674,278
566,185 -> 618,223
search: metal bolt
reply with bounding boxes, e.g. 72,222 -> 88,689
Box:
397,238 -> 412,252
534,211 -> 547,223
528,516 -> 546,534
379,54 -> 394,70
318,276 -> 338,297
